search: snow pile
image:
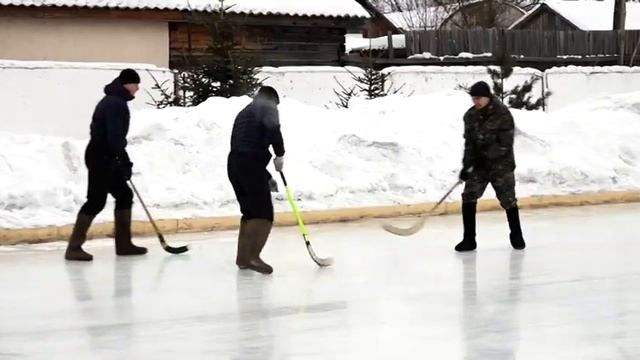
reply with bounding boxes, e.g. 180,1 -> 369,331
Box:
0,0 -> 370,18
1,90 -> 640,229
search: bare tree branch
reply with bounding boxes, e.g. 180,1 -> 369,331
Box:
373,0 -> 539,30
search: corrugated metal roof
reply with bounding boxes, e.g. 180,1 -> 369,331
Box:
0,0 -> 371,18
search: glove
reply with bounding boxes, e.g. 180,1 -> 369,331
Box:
273,156 -> 284,172
268,178 -> 279,193
121,164 -> 133,181
459,166 -> 473,182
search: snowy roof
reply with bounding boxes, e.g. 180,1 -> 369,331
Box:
511,0 -> 640,30
385,0 -> 526,30
0,0 -> 371,18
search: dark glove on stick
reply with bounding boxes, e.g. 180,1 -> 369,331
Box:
268,178 -> 279,193
459,166 -> 473,182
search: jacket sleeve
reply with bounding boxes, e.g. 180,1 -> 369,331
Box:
487,109 -> 515,159
261,105 -> 285,157
104,99 -> 131,165
462,113 -> 475,169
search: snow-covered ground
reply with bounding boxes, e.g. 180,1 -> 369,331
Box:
1,90 -> 639,229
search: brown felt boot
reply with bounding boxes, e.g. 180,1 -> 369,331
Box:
114,209 -> 147,256
236,219 -> 252,269
244,219 -> 273,275
65,213 -> 95,261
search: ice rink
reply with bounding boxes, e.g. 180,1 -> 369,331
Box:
1,204 -> 639,359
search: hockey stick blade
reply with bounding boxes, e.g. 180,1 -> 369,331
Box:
306,242 -> 333,267
280,171 -> 333,267
159,233 -> 189,254
129,179 -> 189,255
382,217 -> 427,237
382,180 -> 462,237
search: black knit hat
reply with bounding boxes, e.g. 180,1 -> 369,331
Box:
255,86 -> 280,105
118,69 -> 141,85
468,81 -> 492,98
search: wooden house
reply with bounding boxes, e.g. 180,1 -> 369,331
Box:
510,0 -> 640,31
0,0 -> 386,68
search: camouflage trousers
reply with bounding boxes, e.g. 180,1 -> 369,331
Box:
462,171 -> 518,210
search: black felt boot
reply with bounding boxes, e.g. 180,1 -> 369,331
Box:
506,206 -> 526,250
455,202 -> 477,252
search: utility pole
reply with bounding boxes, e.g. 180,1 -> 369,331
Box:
614,0 -> 627,64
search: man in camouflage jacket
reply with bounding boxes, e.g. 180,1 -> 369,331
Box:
456,81 -> 526,252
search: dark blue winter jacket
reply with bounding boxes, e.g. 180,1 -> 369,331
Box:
86,79 -> 133,168
230,99 -> 285,162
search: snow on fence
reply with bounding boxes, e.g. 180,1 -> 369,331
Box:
2,60 -> 640,139
263,65 -> 640,113
0,60 -> 174,139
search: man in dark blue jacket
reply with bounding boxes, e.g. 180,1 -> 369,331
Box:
228,86 -> 285,274
65,69 -> 147,261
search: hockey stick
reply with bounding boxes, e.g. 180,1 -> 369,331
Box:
382,180 -> 463,236
129,179 -> 189,254
279,171 -> 333,267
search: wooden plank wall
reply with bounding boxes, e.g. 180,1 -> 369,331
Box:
170,23 -> 346,67
406,29 -> 640,58
514,11 -> 577,31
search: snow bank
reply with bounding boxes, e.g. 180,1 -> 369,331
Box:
1,90 -> 639,229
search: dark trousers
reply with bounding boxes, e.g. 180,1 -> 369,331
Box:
227,152 -> 274,222
79,152 -> 133,216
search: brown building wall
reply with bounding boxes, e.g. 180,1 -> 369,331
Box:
0,16 -> 170,67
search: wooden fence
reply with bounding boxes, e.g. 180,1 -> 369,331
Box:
406,29 -> 640,60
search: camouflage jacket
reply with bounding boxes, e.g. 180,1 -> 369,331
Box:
462,97 -> 516,173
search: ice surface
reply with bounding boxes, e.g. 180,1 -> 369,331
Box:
1,204 -> 639,359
